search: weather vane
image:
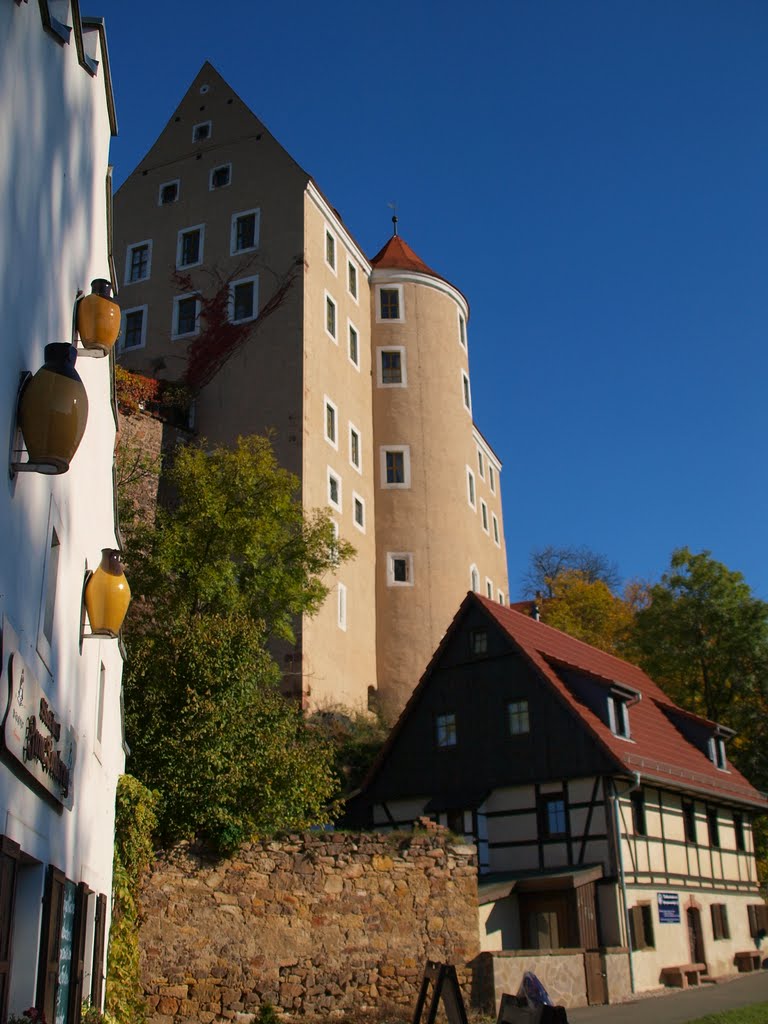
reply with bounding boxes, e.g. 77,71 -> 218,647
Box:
387,201 -> 398,236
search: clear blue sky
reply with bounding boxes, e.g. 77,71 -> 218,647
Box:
99,0 -> 768,599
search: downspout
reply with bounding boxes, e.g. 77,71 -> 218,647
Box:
611,772 -> 641,995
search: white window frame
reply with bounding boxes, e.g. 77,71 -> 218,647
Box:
486,578 -> 493,599
229,275 -> 259,324
461,370 -> 472,412
230,208 -> 260,255
466,467 -> 476,509
119,305 -> 147,352
158,179 -> 180,206
192,120 -> 212,142
347,319 -> 360,370
481,499 -> 489,534
376,283 -> 405,324
325,291 -> 338,342
348,423 -> 362,473
470,564 -> 480,592
492,512 -> 501,546
498,590 -> 505,605
176,223 -> 205,270
124,239 -> 152,285
171,293 -> 201,340
489,463 -> 496,494
347,259 -> 358,302
327,467 -> 342,513
377,346 -> 407,388
458,311 -> 467,348
380,445 -> 411,489
208,162 -> 232,190
324,396 -> 338,450
325,228 -> 337,273
352,492 -> 366,534
608,695 -> 632,740
477,448 -> 485,479
37,497 -> 63,673
710,736 -> 728,771
387,552 -> 414,587
337,582 -> 347,631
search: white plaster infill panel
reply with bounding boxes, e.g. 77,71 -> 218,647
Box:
1,635 -> 75,810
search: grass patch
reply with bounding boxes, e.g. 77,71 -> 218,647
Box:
687,1003 -> 768,1024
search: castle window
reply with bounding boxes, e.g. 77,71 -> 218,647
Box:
477,449 -> 485,478
353,494 -> 365,532
172,294 -> 200,338
327,469 -> 342,512
458,313 -> 467,348
381,446 -> 410,488
498,590 -> 505,605
325,294 -> 337,340
121,307 -> 147,351
193,120 -> 211,142
467,468 -> 476,509
348,260 -> 358,300
337,583 -> 347,631
177,225 -> 204,269
209,163 -> 231,189
387,553 -> 413,587
492,513 -> 500,546
481,500 -> 489,533
489,464 -> 496,493
378,347 -> 406,387
508,700 -> 530,735
125,240 -> 152,284
324,398 -> 337,448
229,276 -> 258,323
349,425 -> 361,471
231,209 -> 260,254
435,713 -> 457,748
159,180 -> 179,205
485,578 -> 493,599
462,370 -> 472,411
348,323 -> 359,367
377,285 -> 404,322
470,565 -> 479,592
325,229 -> 336,271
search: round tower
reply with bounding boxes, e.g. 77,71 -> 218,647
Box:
370,231 -> 508,716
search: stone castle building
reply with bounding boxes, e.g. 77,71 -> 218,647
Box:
114,62 -> 508,716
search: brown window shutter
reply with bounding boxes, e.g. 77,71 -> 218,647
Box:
629,906 -> 642,949
721,904 -> 730,940
0,838 -> 21,1022
641,904 -> 655,949
748,904 -> 757,937
91,893 -> 107,1008
37,866 -> 65,1023
68,882 -> 91,1024
711,904 -> 722,940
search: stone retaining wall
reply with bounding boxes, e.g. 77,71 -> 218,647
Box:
139,829 -> 479,1021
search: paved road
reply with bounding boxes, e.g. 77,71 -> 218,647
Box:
567,971 -> 768,1023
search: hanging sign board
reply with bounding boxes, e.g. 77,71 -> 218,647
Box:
657,892 -> 680,924
1,645 -> 76,810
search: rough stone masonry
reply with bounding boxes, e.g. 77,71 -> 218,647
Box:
139,828 -> 479,1022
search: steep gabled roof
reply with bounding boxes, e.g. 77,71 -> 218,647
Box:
357,594 -> 768,812
477,595 -> 768,810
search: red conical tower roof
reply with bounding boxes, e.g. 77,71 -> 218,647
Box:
370,235 -> 444,280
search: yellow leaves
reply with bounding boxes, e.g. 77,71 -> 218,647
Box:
541,570 -> 637,658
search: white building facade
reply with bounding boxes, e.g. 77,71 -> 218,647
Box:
0,4 -> 124,1021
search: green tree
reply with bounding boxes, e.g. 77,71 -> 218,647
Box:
122,435 -> 352,851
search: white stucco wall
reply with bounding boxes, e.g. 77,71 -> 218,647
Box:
0,3 -> 123,1013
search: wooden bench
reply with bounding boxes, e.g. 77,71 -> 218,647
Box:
660,963 -> 707,988
735,950 -> 762,973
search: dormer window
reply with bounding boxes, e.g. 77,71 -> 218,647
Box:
608,694 -> 630,738
710,735 -> 728,771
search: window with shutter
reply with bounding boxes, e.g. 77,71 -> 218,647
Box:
37,866 -> 66,1022
68,882 -> 91,1023
90,894 -> 107,1007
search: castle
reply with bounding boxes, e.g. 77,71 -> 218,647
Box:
114,63 -> 508,716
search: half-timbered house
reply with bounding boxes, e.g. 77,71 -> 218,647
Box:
347,593 -> 768,1003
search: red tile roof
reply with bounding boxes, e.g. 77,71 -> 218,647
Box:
370,235 -> 444,278
476,595 -> 768,810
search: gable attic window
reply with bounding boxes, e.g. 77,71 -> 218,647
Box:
435,713 -> 457,748
508,700 -> 530,735
159,180 -> 180,205
209,163 -> 231,190
193,121 -> 212,142
470,629 -> 488,656
231,209 -> 260,254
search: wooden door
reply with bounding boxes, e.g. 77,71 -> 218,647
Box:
584,951 -> 608,1005
687,907 -> 705,965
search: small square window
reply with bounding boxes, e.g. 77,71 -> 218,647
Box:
380,287 -> 400,320
325,230 -> 336,271
173,295 -> 199,338
470,629 -> 488,655
337,582 -> 347,631
348,323 -> 359,367
353,494 -> 365,532
326,295 -> 337,340
328,469 -> 342,512
125,240 -> 151,284
387,552 -> 414,587
349,425 -> 361,471
231,209 -> 260,254
193,121 -> 211,142
209,163 -> 231,189
177,225 -> 204,269
508,700 -> 530,735
159,180 -> 179,205
436,713 -> 457,748
348,261 -> 358,299
230,277 -> 258,323
121,307 -> 146,350
324,399 -> 337,448
381,447 -> 410,488
382,350 -> 401,384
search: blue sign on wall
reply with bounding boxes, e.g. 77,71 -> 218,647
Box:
657,892 -> 681,924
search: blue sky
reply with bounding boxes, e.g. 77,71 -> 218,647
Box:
100,1 -> 768,599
